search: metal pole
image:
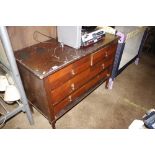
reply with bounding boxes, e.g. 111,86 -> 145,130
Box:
0,26 -> 34,125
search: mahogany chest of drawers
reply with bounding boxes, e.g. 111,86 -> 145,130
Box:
15,34 -> 118,128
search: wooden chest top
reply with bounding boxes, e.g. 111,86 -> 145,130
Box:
15,33 -> 118,79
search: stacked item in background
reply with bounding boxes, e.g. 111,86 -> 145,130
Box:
143,109 -> 155,129
128,109 -> 155,129
0,68 -> 21,128
100,26 -> 146,89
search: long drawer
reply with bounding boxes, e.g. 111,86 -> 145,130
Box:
50,57 -> 113,105
53,68 -> 109,115
47,55 -> 90,90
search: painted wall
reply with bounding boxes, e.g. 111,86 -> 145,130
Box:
7,26 -> 57,51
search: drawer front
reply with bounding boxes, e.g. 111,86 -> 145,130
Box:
90,46 -> 109,66
72,55 -> 90,75
53,96 -> 70,116
50,57 -> 113,105
90,42 -> 117,66
47,55 -> 90,90
50,69 -> 89,105
53,69 -> 109,115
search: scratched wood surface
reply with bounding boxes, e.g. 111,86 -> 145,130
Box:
15,33 -> 118,79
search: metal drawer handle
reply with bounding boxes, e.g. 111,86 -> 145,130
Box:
90,54 -> 93,66
102,63 -> 105,69
69,95 -> 72,102
71,69 -> 75,75
71,83 -> 75,90
105,51 -> 108,58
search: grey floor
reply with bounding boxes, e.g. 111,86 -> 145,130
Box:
1,51 -> 155,129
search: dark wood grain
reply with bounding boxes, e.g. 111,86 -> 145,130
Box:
50,56 -> 114,105
15,34 -> 118,128
47,55 -> 90,90
15,34 -> 118,79
17,64 -> 51,118
53,68 -> 109,115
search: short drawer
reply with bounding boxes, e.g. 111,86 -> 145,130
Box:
72,55 -> 90,75
50,58 -> 113,105
47,55 -> 90,90
53,69 -> 109,115
90,46 -> 109,66
90,43 -> 117,66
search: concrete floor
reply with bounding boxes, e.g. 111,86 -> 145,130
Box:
1,51 -> 155,129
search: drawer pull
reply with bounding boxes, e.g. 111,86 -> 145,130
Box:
71,69 -> 75,75
90,54 -> 93,66
105,51 -> 108,58
69,95 -> 72,102
102,63 -> 105,69
71,83 -> 75,90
